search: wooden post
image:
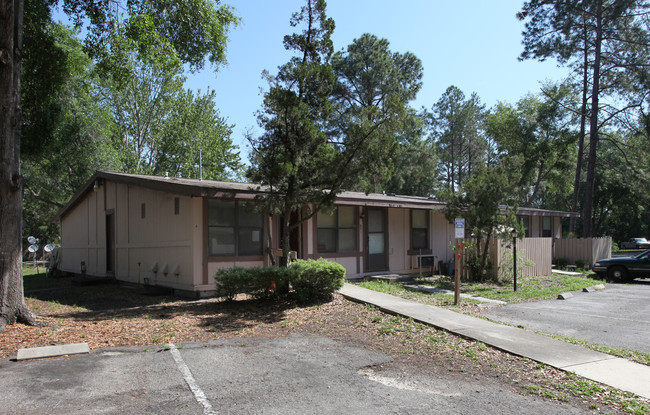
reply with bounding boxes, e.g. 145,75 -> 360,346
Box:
454,239 -> 461,305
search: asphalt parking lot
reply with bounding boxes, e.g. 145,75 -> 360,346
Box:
482,280 -> 650,354
0,334 -> 590,415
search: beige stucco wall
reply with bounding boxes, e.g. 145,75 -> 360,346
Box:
61,190 -> 103,275
302,206 -> 457,278
61,182 -> 570,292
431,211 -> 455,265
60,181 -> 204,293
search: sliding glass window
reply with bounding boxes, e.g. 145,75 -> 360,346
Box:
411,209 -> 429,250
317,206 -> 357,253
208,200 -> 263,256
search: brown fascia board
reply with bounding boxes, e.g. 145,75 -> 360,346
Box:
52,171 -> 580,223
52,171 -> 266,222
511,206 -> 581,218
334,192 -> 446,210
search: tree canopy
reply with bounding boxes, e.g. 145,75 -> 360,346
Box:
247,1 -> 423,264
0,0 -> 240,331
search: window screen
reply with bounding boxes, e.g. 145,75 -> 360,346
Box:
411,210 -> 428,249
317,206 -> 357,253
208,200 -> 263,256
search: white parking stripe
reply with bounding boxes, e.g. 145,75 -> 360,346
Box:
169,343 -> 216,415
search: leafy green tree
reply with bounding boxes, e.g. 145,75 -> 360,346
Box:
0,0 -> 238,331
153,89 -> 242,180
428,86 -> 487,195
329,33 -> 423,192
518,2 -> 593,232
381,109 -> 437,197
22,21 -> 118,244
441,165 -> 519,282
518,0 -> 650,236
248,3 -> 423,265
592,130 -> 650,239
487,89 -> 577,208
99,36 -> 184,173
247,0 -> 337,266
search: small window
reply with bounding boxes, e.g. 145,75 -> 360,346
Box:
208,200 -> 263,256
141,203 -> 146,219
174,197 -> 180,215
317,206 -> 357,253
542,217 -> 552,237
411,210 -> 429,250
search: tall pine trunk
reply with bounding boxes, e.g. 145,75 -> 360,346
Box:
281,209 -> 292,267
569,23 -> 590,235
0,0 -> 40,331
582,1 -> 603,238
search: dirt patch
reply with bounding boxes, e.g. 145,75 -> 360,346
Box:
1,280 -> 647,414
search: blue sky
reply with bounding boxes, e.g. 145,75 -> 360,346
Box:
53,1 -> 570,162
185,1 -> 571,161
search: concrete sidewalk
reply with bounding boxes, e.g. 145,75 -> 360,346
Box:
339,283 -> 650,400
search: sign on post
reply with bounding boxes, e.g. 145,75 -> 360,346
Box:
455,218 -> 465,239
454,218 -> 464,305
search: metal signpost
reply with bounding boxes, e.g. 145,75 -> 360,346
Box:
454,219 -> 465,305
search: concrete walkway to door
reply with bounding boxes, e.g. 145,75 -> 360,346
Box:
339,283 -> 650,400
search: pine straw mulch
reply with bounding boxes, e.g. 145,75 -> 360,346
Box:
1,277 -> 648,414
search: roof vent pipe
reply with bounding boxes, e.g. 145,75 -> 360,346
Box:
199,149 -> 203,181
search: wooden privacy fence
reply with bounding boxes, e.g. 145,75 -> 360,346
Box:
554,237 -> 611,267
456,237 -> 552,280
492,237 -> 553,278
457,237 -> 611,280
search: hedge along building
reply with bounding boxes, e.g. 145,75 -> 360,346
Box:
54,171 -> 576,297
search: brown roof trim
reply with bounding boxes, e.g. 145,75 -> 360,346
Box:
53,171 -> 581,222
53,171 -> 264,221
335,198 -> 446,210
514,207 -> 581,218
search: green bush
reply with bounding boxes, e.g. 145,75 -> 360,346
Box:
252,266 -> 291,299
289,258 -> 345,303
575,259 -> 588,270
214,267 -> 252,300
214,259 -> 345,302
554,257 -> 569,269
214,265 -> 293,300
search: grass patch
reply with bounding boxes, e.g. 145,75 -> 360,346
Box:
22,271 -> 71,291
411,273 -> 603,303
547,334 -> 650,367
356,280 -> 481,310
22,265 -> 43,277
357,273 -> 602,308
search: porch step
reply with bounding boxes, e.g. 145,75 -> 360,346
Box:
365,274 -> 416,284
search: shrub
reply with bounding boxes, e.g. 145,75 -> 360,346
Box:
214,266 -> 293,300
575,259 -> 588,270
554,257 -> 569,269
214,267 -> 253,300
252,266 -> 292,299
215,259 -> 344,302
290,258 -> 345,303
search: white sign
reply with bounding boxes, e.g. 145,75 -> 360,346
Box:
455,218 -> 465,239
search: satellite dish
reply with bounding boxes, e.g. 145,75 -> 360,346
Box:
28,236 -> 37,244
28,244 -> 39,253
44,244 -> 54,253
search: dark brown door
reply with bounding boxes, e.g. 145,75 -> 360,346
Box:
366,208 -> 387,272
106,213 -> 115,273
